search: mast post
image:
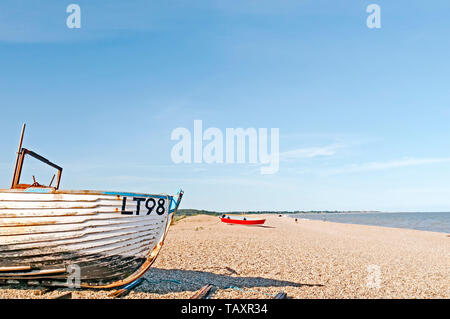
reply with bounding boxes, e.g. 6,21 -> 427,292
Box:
11,124 -> 26,188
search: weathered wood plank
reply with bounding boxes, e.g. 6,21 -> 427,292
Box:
190,284 -> 215,299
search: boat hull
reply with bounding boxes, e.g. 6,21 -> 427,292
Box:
220,217 -> 266,225
0,189 -> 181,288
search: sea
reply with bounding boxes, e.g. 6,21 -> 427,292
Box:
290,212 -> 450,234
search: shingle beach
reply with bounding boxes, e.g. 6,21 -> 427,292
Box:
1,215 -> 448,299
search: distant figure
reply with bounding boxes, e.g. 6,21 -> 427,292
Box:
295,218 -> 298,223
278,214 -> 282,217
243,217 -> 246,221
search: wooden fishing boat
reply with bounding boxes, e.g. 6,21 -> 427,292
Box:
0,125 -> 183,288
219,215 -> 266,225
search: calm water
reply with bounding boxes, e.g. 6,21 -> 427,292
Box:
290,212 -> 450,234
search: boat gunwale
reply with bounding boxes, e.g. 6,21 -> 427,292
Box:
0,188 -> 175,199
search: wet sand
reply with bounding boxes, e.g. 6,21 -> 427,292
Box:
0,214 -> 448,299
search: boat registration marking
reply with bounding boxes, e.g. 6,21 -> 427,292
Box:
121,197 -> 167,216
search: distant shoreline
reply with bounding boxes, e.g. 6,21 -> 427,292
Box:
176,210 -> 450,234
177,209 -> 450,216
177,209 -> 383,216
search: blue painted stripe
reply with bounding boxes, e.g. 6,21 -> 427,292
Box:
102,191 -> 172,200
24,188 -> 53,193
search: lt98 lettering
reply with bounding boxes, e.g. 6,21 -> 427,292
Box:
121,197 -> 165,215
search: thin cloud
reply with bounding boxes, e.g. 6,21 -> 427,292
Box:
83,174 -> 273,187
280,144 -> 344,161
325,158 -> 450,175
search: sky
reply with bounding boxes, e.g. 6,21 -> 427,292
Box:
0,1 -> 450,212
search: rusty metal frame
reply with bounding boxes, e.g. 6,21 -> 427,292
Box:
11,148 -> 63,190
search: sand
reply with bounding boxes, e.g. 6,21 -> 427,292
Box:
0,214 -> 448,299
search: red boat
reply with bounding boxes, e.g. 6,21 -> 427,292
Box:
219,215 -> 266,225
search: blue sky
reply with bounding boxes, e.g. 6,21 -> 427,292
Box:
1,1 -> 450,212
